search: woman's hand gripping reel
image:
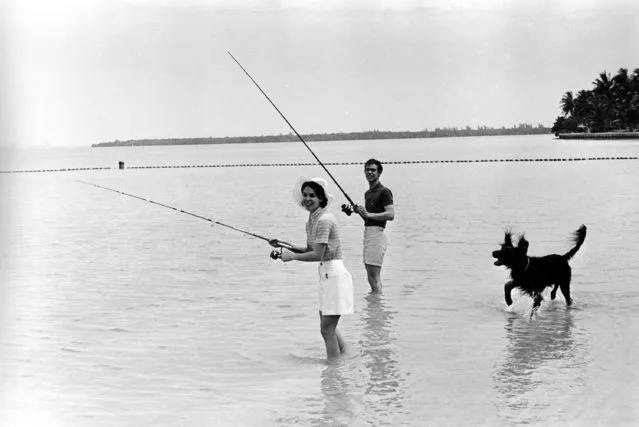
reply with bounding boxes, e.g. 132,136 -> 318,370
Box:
270,247 -> 283,260
268,239 -> 293,261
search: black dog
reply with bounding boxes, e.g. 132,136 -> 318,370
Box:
492,225 -> 587,313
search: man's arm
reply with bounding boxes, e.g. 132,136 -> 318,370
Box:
355,204 -> 394,221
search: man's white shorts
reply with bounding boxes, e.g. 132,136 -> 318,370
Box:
363,226 -> 387,267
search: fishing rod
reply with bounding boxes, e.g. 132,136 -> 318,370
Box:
228,51 -> 358,215
77,180 -> 293,258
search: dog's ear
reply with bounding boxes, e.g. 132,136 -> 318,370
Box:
517,235 -> 529,253
503,229 -> 513,246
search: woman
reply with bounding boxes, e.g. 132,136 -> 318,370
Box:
270,177 -> 354,359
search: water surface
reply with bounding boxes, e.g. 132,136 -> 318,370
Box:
1,135 -> 638,426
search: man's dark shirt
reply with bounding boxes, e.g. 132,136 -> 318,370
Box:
364,182 -> 394,228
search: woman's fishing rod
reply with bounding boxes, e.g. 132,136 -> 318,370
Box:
228,51 -> 358,215
77,180 -> 293,257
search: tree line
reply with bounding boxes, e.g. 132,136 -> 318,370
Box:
92,124 -> 549,147
551,68 -> 639,135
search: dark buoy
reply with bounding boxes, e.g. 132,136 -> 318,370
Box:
119,161 -> 124,170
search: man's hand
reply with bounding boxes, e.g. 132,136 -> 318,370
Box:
355,205 -> 369,219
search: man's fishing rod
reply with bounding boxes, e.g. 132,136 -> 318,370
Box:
77,180 -> 293,258
228,51 -> 358,216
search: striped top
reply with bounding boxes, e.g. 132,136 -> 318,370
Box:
306,208 -> 342,261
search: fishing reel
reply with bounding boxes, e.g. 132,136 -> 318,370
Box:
341,204 -> 358,216
270,248 -> 282,260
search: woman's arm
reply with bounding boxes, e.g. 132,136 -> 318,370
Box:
281,243 -> 326,262
268,239 -> 307,253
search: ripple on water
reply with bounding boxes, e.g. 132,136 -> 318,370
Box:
3,140 -> 638,426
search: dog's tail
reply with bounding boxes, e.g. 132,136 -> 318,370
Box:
563,224 -> 587,261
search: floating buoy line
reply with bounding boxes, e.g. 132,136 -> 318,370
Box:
1,156 -> 637,174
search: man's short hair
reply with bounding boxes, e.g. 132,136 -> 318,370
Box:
364,158 -> 383,173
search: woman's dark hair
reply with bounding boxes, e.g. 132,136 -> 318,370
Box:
301,181 -> 328,208
365,158 -> 383,173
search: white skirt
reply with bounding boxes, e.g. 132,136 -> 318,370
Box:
318,260 -> 354,315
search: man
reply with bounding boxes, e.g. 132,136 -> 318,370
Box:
355,159 -> 394,293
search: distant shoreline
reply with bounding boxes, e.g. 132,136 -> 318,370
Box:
92,126 -> 551,147
557,132 -> 639,140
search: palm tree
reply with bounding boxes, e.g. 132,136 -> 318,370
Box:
611,68 -> 630,129
626,68 -> 639,130
592,71 -> 615,131
554,68 -> 639,134
573,90 -> 594,132
560,91 -> 574,117
593,71 -> 612,94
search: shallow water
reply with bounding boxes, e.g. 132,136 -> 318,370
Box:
1,135 -> 638,426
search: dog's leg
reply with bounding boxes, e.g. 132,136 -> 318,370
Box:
533,293 -> 543,308
559,268 -> 573,306
560,282 -> 572,306
550,284 -> 559,300
530,293 -> 544,318
504,281 -> 516,306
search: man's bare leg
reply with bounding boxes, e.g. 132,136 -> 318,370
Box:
365,264 -> 383,293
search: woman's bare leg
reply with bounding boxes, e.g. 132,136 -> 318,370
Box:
319,312 -> 342,359
336,330 -> 346,354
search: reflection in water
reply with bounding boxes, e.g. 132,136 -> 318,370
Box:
360,293 -> 405,423
315,360 -> 357,427
493,307 -> 586,425
311,293 -> 406,426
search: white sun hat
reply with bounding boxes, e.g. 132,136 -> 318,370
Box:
292,176 -> 335,209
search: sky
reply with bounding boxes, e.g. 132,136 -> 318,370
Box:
1,0 -> 638,148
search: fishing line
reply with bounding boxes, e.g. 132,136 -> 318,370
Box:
77,180 -> 293,252
228,51 -> 357,212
